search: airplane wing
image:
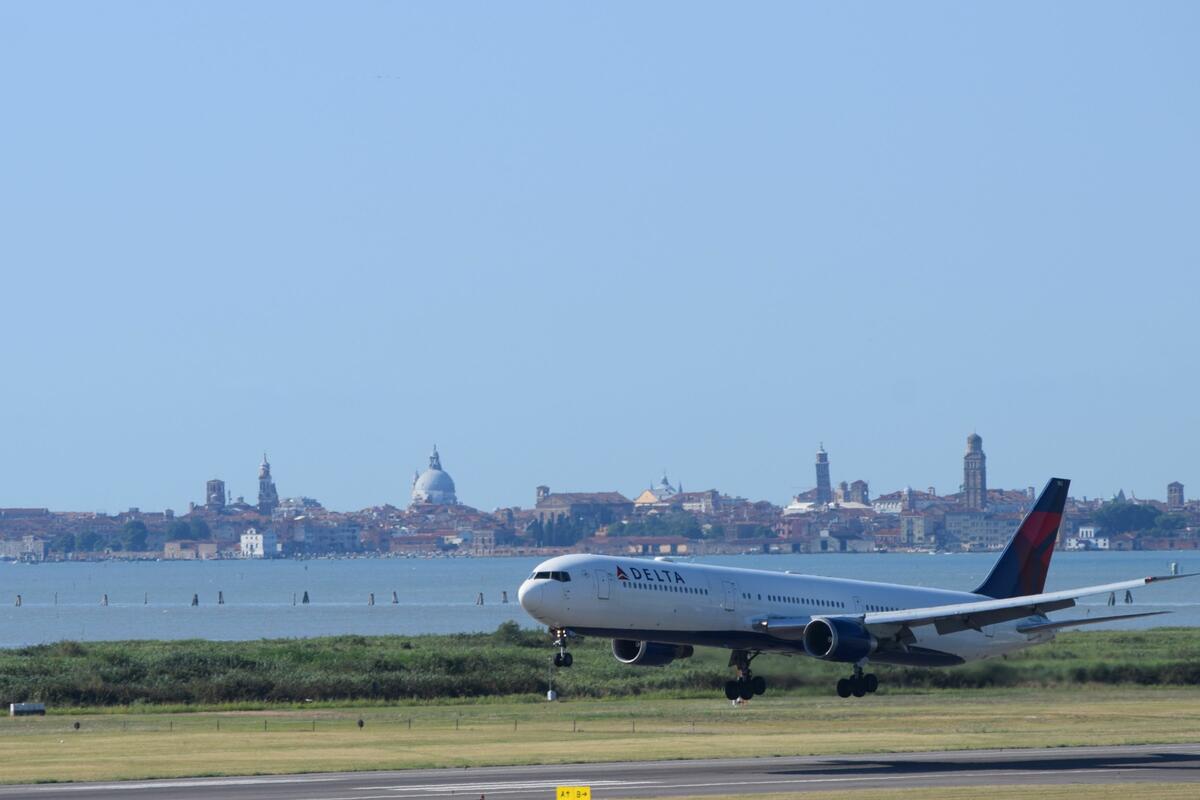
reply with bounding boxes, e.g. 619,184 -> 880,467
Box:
859,573 -> 1195,637
1015,610 -> 1169,634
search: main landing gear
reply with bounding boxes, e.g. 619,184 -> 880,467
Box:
724,649 -> 767,701
836,662 -> 878,699
551,628 -> 573,668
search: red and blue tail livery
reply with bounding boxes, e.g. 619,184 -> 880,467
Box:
972,477 -> 1069,599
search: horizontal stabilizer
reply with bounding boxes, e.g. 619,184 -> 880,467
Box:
1016,610 -> 1170,634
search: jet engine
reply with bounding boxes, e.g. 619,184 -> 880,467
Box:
611,639 -> 695,666
802,617 -> 877,662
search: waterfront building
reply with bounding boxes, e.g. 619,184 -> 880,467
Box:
239,527 -> 278,558
944,511 -> 1021,551
411,446 -> 458,505
899,513 -> 934,547
0,535 -> 45,561
258,454 -> 279,514
963,433 -> 987,510
1066,524 -> 1110,551
164,540 -> 218,560
848,479 -> 870,505
289,518 -> 362,554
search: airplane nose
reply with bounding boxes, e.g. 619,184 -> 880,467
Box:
518,580 -> 542,614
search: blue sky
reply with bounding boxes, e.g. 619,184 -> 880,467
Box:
1,3 -> 1197,512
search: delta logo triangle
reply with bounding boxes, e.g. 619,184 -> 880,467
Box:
615,566 -> 629,581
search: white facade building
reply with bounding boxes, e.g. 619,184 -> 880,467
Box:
1066,525 -> 1109,551
240,528 -> 278,558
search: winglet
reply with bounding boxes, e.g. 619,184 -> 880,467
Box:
973,477 -> 1070,599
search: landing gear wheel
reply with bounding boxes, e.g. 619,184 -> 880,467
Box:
864,673 -> 878,693
836,678 -> 851,698
851,677 -> 866,698
726,649 -> 765,702
551,628 -> 572,668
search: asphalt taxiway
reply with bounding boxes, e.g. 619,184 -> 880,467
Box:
1,744 -> 1197,798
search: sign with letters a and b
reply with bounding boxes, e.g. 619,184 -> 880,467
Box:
557,787 -> 591,800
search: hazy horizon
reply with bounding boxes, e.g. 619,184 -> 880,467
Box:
2,3 -> 1197,513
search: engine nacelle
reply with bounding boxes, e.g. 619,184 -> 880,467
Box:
611,639 -> 695,666
802,617 -> 877,662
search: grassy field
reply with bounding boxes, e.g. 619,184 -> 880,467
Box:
0,687 -> 1197,784
2,625 -> 1200,707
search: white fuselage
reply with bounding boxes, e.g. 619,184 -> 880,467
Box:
518,553 -> 1052,665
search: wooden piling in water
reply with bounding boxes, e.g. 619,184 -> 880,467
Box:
218,591 -> 225,605
368,592 -> 375,606
14,595 -> 20,607
392,591 -> 399,604
101,594 -> 108,607
302,591 -> 310,604
191,593 -> 199,607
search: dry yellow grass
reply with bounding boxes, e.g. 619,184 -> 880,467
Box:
0,687 -> 1196,784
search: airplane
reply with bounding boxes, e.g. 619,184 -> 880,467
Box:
518,477 -> 1193,699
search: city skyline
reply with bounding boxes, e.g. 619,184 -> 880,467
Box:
2,4 -> 1198,512
6,437 -> 1187,515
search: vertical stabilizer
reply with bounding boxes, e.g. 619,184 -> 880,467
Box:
973,477 -> 1070,599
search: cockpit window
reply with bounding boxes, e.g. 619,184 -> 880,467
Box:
531,571 -> 570,582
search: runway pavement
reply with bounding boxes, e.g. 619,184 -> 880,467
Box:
1,744 -> 1197,799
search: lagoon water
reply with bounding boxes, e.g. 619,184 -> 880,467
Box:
0,551 -> 1194,647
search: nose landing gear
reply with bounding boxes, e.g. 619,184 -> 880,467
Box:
724,649 -> 766,701
551,628 -> 573,668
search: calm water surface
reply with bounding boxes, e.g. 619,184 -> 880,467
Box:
0,552 -> 1193,647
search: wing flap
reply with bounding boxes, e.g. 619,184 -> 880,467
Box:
932,599 -> 1075,635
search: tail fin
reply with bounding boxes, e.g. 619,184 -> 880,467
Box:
973,477 -> 1070,599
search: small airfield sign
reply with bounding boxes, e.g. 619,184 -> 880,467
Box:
557,787 -> 591,800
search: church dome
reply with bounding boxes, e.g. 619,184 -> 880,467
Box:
411,447 -> 457,505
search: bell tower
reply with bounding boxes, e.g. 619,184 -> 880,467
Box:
258,453 -> 279,514
963,433 -> 987,510
815,444 -> 832,505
